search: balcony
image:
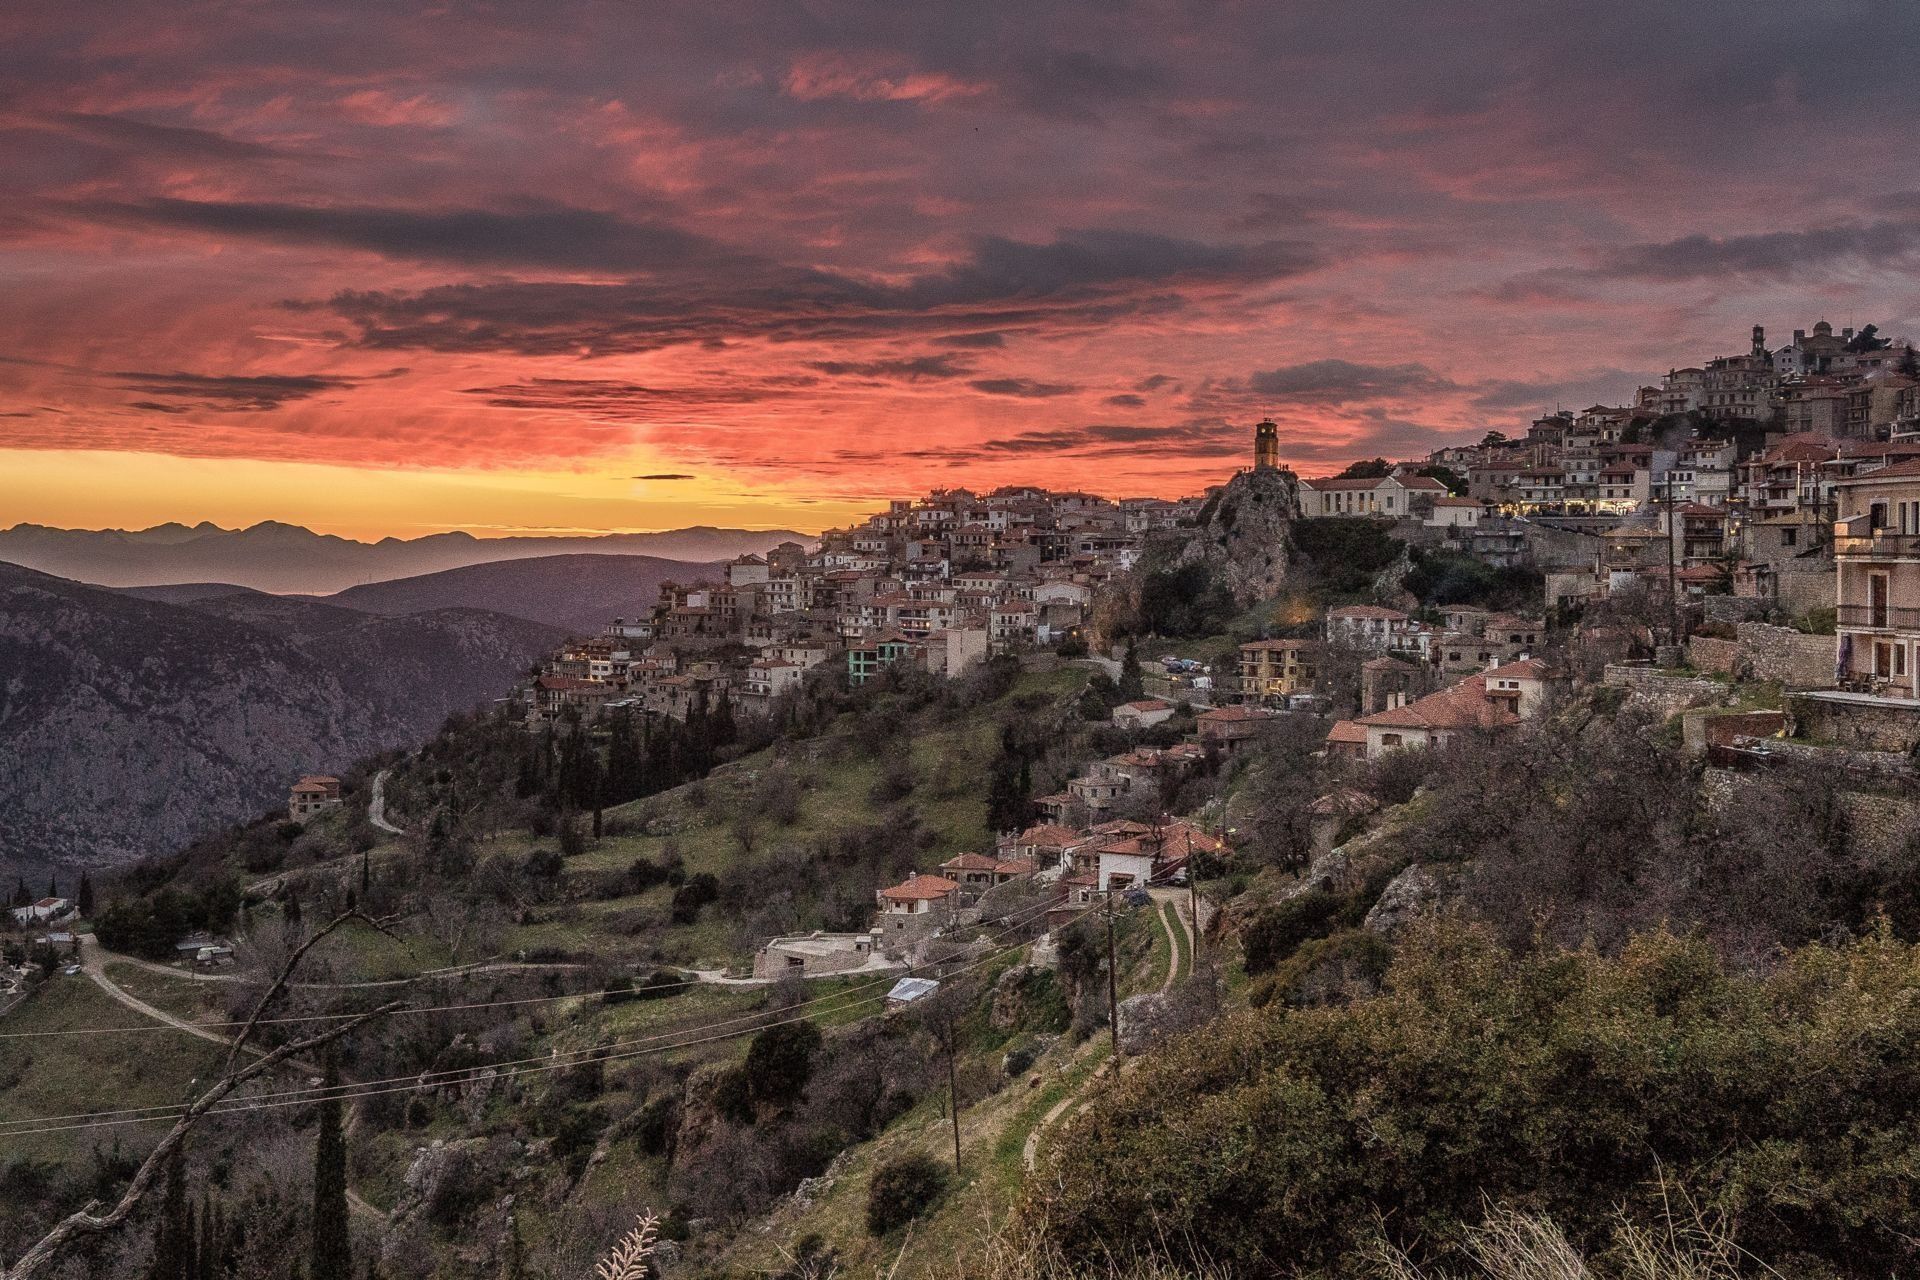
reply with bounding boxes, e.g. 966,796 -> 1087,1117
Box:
1833,530 -> 1920,560
1837,604 -> 1920,631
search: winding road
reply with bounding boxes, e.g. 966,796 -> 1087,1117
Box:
367,768 -> 405,835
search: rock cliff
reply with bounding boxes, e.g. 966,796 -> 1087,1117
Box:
1172,467 -> 1302,605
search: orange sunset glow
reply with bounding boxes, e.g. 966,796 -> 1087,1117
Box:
5,3 -> 1920,535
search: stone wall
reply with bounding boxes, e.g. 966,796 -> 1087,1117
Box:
1775,564 -> 1837,618
1702,764 -> 1918,858
1735,621 -> 1836,688
1790,693 -> 1920,754
1686,635 -> 1743,676
1601,664 -> 1728,717
1702,596 -> 1768,625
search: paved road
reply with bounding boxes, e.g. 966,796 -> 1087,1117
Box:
368,768 -> 405,835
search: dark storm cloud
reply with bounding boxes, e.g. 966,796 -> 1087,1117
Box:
804,354 -> 972,380
310,226 -> 1318,356
79,198 -> 732,274
1105,394 -> 1146,407
968,377 -> 1079,398
1593,220 -> 1920,281
906,421 -> 1240,462
1246,359 -> 1457,403
26,112 -> 289,160
107,369 -> 366,411
460,377 -> 804,416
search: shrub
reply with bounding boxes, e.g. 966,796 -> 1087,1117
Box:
1030,921 -> 1920,1277
744,1019 -> 823,1110
1241,890 -> 1344,973
670,873 -> 719,924
866,1153 -> 949,1236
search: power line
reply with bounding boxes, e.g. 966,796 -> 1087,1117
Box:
0,894 -> 1078,1135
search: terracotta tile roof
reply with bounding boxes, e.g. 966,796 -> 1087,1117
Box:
1018,822 -> 1082,847
1328,604 -> 1410,621
1325,719 -> 1368,744
1354,674 -> 1522,732
940,852 -> 1001,872
880,874 -> 960,902
1841,457 -> 1920,482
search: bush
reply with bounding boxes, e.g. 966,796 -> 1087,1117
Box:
1030,921 -> 1920,1277
865,1152 -> 949,1236
670,872 -> 719,924
1241,890 -> 1345,973
744,1019 -> 822,1110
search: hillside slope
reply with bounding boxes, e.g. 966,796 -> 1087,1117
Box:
0,521 -> 805,593
0,562 -> 562,871
321,553 -> 718,633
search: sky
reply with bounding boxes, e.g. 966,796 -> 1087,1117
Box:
6,2 -> 1920,539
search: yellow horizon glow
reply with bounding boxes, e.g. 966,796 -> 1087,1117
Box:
0,449 -> 879,541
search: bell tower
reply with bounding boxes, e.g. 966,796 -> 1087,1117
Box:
1253,417 -> 1279,470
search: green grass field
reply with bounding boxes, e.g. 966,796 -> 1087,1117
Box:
0,977 -> 225,1165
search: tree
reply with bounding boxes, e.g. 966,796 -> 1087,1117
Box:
7,911 -> 403,1280
145,1147 -> 190,1280
12,876 -> 30,909
744,1019 -> 822,1110
1117,642 -> 1145,702
77,872 -> 95,918
310,1056 -> 351,1280
1335,457 -> 1392,479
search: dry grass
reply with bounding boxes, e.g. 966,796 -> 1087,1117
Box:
1369,1197 -> 1772,1280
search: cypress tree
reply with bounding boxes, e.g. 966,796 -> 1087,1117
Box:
311,1056 -> 352,1280
147,1146 -> 190,1280
77,871 -> 95,917
11,876 -> 28,909
1118,641 -> 1145,702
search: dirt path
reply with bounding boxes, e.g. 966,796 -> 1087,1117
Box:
1021,894 -> 1189,1171
78,937 -> 232,1048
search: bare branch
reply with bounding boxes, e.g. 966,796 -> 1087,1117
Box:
5,909 -> 406,1280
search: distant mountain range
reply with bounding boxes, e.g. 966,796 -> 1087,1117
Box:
0,561 -> 566,872
321,553 -> 719,634
0,521 -> 809,594
111,554 -> 719,636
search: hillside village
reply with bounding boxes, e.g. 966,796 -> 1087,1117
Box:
12,318 -> 1920,1280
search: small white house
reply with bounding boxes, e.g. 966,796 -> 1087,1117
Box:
1112,698 -> 1176,730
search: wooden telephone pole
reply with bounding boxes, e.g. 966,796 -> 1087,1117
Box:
1105,888 -> 1122,1060
1664,472 -> 1680,649
944,1018 -> 962,1173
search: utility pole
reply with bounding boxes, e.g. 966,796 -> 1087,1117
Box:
1664,471 -> 1680,650
1105,888 -> 1121,1060
1185,829 -> 1203,973
944,1018 -> 962,1174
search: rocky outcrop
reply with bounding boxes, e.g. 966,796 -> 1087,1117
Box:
1172,467 -> 1301,605
1363,865 -> 1442,937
